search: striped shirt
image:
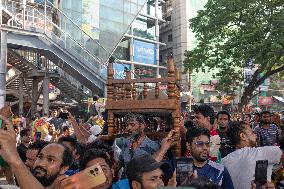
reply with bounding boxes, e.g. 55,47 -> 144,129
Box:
254,124 -> 281,146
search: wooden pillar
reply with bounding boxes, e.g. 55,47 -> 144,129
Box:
167,56 -> 175,99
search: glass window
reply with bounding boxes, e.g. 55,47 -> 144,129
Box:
133,15 -> 156,40
168,34 -> 172,42
113,39 -> 130,61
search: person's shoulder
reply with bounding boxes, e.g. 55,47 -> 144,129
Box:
270,124 -> 279,129
208,160 -> 225,172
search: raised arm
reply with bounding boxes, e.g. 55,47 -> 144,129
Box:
0,115 -> 45,189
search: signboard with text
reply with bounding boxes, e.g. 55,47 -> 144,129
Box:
133,40 -> 156,65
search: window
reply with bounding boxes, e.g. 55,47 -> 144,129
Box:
168,34 -> 172,42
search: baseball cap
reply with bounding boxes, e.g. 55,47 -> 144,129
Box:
126,155 -> 170,181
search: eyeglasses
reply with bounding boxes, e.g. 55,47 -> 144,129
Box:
194,141 -> 211,148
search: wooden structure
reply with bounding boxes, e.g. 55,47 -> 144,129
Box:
105,56 -> 181,156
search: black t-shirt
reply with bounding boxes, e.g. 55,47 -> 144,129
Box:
17,143 -> 28,162
218,130 -> 235,158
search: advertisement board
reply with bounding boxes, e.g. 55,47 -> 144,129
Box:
133,40 -> 156,65
101,63 -> 130,79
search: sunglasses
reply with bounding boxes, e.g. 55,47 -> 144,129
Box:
194,141 -> 211,148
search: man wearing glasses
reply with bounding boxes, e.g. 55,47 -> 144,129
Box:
186,126 -> 234,189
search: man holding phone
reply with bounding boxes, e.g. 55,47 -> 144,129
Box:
222,121 -> 283,189
185,126 -> 234,189
0,115 -> 73,189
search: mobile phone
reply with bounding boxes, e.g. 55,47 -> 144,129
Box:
255,160 -> 268,189
64,164 -> 107,189
176,157 -> 194,186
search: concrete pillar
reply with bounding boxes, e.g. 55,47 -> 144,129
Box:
42,75 -> 49,116
19,74 -> 24,115
0,30 -> 7,108
31,77 -> 39,116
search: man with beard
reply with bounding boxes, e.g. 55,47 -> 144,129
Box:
0,115 -> 73,189
52,148 -> 113,189
186,127 -> 234,189
118,113 -> 176,178
25,140 -> 49,170
222,121 -> 284,189
254,111 -> 282,146
193,105 -> 221,162
216,111 -> 234,158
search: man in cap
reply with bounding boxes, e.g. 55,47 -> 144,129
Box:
126,155 -> 169,189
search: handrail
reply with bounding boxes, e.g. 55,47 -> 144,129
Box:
1,0 -> 107,75
12,49 -> 90,95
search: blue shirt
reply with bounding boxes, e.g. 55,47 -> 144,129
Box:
112,179 -> 130,189
196,160 -> 234,189
119,136 -> 160,167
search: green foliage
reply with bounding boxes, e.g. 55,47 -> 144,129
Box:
184,0 -> 284,97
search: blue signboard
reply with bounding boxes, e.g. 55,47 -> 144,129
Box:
133,40 -> 156,65
101,63 -> 130,79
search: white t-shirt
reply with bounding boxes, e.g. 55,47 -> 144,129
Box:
221,146 -> 282,189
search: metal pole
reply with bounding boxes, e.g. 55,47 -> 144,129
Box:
19,74 -> 24,115
44,0 -> 47,33
23,0 -> 26,29
0,30 -> 7,108
42,74 -> 49,116
31,77 -> 39,117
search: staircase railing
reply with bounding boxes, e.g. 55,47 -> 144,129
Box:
12,49 -> 91,96
1,0 -> 108,79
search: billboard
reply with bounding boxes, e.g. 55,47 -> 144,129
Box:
133,40 -> 156,65
101,63 -> 131,79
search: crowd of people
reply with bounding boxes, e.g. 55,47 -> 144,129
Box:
0,104 -> 283,189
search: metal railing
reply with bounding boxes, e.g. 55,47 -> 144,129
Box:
1,0 -> 108,79
12,49 -> 91,95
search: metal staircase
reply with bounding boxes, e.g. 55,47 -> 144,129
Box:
2,0 -> 148,101
1,0 -> 107,94
6,48 -> 90,102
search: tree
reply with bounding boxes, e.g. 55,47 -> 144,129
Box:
184,0 -> 284,110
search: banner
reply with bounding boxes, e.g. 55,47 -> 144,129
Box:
133,40 -> 156,65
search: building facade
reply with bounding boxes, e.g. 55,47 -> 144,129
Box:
112,0 -> 167,79
159,0 -> 225,109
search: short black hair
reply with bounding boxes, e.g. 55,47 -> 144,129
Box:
58,136 -> 84,157
62,126 -> 70,132
226,121 -> 247,146
217,111 -> 231,120
186,126 -> 210,144
80,149 -> 112,169
87,140 -> 112,153
184,119 -> 196,130
193,105 -> 215,124
244,113 -> 251,119
125,113 -> 148,126
58,136 -> 78,150
254,112 -> 261,117
261,111 -> 271,116
20,128 -> 30,138
28,140 -> 49,151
